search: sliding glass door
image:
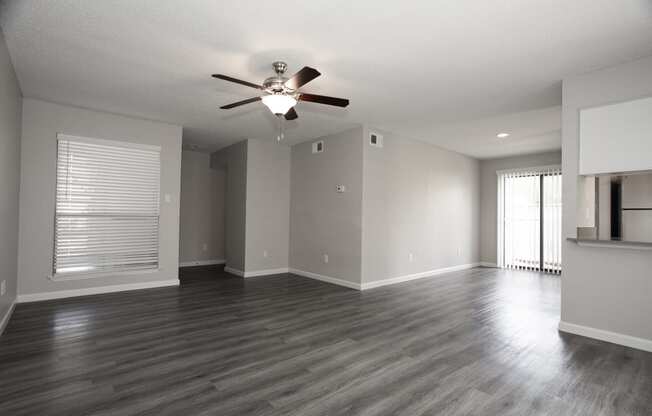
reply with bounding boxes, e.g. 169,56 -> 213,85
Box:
497,166 -> 562,274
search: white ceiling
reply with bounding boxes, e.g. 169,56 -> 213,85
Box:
2,1 -> 652,158
422,106 -> 562,159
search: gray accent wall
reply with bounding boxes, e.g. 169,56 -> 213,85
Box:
361,127 -> 480,283
479,151 -> 562,265
180,150 -> 226,264
211,141 -> 247,271
17,99 -> 182,295
561,55 -> 652,343
0,27 -> 22,325
290,127 -> 364,284
245,139 -> 290,273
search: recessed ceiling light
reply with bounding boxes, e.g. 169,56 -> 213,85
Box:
496,132 -> 510,138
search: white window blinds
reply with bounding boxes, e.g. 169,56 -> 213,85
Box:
54,135 -> 161,276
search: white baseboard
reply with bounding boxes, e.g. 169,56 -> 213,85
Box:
243,268 -> 289,278
288,264 -> 482,291
288,268 -> 361,290
224,266 -> 291,278
223,266 -> 244,277
16,279 -> 179,303
0,300 -> 16,336
480,262 -> 498,268
179,259 -> 225,268
360,263 -> 481,290
559,320 -> 652,353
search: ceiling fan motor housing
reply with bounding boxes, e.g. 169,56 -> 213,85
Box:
263,76 -> 290,93
264,61 -> 295,94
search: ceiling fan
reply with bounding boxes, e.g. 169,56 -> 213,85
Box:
212,61 -> 349,122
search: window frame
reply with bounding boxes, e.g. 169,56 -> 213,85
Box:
496,164 -> 562,274
51,133 -> 162,281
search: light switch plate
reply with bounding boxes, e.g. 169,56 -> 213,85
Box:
312,140 -> 324,153
369,132 -> 383,147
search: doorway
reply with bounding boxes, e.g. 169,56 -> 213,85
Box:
497,166 -> 562,274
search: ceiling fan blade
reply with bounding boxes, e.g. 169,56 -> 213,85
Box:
299,93 -> 349,107
212,74 -> 263,90
284,67 -> 321,90
220,96 -> 261,109
285,107 -> 298,120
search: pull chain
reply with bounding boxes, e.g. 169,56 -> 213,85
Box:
277,114 -> 285,142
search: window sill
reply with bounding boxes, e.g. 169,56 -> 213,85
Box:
50,268 -> 162,282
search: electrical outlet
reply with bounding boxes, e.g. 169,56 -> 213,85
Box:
408,253 -> 414,262
336,185 -> 346,193
263,250 -> 268,258
202,243 -> 208,252
323,254 -> 329,264
0,280 -> 5,296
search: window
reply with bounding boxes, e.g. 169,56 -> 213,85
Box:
497,166 -> 562,274
54,134 -> 161,277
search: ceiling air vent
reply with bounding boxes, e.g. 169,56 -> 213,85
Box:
312,140 -> 324,154
369,132 -> 383,148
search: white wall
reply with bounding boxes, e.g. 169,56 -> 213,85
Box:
561,55 -> 652,348
179,150 -> 225,265
479,151 -> 562,265
17,99 -> 182,296
290,127 -> 364,285
210,141 -> 248,272
361,127 -> 480,283
0,27 -> 21,327
245,139 -> 290,273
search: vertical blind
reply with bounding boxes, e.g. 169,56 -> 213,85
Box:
542,172 -> 562,273
54,135 -> 161,276
497,166 -> 562,274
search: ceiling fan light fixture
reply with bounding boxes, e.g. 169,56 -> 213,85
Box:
261,94 -> 297,115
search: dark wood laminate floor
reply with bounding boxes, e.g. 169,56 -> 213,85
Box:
1,267 -> 651,416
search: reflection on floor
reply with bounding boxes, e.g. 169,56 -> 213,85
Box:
1,266 -> 651,415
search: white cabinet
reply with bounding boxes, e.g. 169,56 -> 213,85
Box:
579,96 -> 652,175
